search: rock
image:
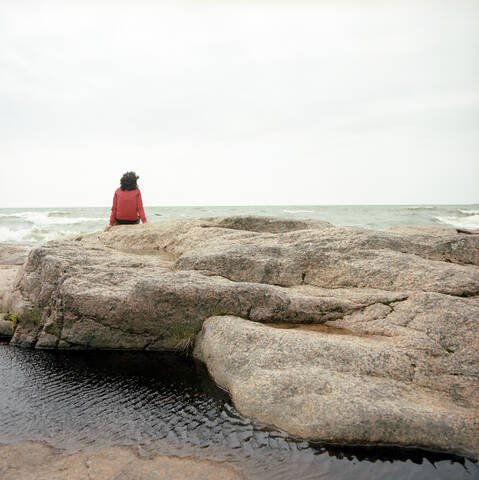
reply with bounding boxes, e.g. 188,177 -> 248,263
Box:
5,216 -> 479,457
0,243 -> 31,266
193,309 -> 479,460
456,228 -> 479,235
0,243 -> 29,311
9,256 -> 359,350
0,442 -> 242,480
0,319 -> 13,337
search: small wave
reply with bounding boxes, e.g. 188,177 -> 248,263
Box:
435,215 -> 479,230
407,206 -> 435,210
0,227 -> 32,243
0,226 -> 83,243
283,209 -> 314,214
0,211 -> 106,225
47,211 -> 71,217
457,209 -> 479,215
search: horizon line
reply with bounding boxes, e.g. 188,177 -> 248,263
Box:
1,202 -> 478,209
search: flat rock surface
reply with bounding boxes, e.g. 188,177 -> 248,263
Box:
0,442 -> 243,480
5,216 -> 479,458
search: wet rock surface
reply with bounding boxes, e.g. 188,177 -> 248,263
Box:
4,216 -> 479,458
0,442 -> 243,480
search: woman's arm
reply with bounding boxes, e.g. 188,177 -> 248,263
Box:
105,191 -> 118,231
137,190 -> 147,223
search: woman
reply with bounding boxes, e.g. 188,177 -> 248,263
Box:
104,171 -> 147,232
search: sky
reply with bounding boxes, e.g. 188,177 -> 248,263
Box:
1,0 -> 478,208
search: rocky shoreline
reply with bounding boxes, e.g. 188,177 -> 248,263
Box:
2,216 -> 479,460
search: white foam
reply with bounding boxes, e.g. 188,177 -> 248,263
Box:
435,215 -> 479,230
0,227 -> 32,243
407,206 -> 435,210
0,211 -> 106,225
0,226 -> 85,243
458,209 -> 479,215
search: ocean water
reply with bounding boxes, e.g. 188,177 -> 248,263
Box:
0,204 -> 478,244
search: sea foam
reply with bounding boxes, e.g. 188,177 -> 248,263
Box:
0,211 -> 105,226
436,214 -> 479,230
0,226 -> 80,243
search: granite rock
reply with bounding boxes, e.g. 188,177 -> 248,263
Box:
193,309 -> 479,459
5,216 -> 479,457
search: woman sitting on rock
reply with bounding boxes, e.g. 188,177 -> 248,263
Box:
104,171 -> 147,232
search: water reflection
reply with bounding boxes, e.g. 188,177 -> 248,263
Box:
0,342 -> 477,480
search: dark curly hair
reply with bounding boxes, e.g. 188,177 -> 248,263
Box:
120,171 -> 139,191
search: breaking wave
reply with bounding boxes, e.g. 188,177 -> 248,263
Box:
0,227 -> 82,243
0,211 -> 106,225
435,214 -> 479,230
0,209 -> 108,243
457,209 -> 479,215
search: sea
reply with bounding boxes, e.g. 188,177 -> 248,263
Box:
0,204 -> 478,245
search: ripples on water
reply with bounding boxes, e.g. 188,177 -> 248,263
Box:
0,341 -> 477,480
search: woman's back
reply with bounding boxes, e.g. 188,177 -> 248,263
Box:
114,187 -> 144,222
105,172 -> 147,231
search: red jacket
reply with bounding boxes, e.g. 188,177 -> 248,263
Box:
109,188 -> 147,226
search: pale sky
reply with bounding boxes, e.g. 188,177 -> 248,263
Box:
1,0 -> 478,208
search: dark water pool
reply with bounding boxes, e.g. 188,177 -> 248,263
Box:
0,341 -> 477,480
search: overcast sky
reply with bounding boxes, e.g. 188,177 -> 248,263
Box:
1,0 -> 478,208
